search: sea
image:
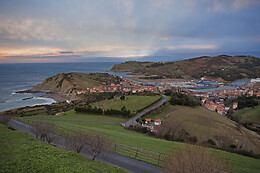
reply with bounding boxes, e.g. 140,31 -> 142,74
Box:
0,62 -> 251,112
0,62 -> 122,112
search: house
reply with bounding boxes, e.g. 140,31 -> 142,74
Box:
154,119 -> 162,125
145,119 -> 151,124
233,102 -> 238,110
217,106 -> 224,115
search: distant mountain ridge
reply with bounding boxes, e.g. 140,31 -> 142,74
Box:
111,55 -> 260,81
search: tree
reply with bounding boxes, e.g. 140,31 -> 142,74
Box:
29,120 -> 56,144
163,145 -> 232,173
0,116 -> 11,125
85,134 -> 111,160
65,130 -> 87,153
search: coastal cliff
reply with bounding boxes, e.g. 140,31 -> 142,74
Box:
25,73 -> 121,99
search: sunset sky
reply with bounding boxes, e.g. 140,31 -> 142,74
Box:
0,0 -> 260,63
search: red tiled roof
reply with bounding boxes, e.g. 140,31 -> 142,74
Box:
155,119 -> 162,123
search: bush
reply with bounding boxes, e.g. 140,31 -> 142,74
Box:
229,144 -> 237,149
104,106 -> 131,117
189,136 -> 198,144
163,145 -> 232,173
120,95 -> 125,100
75,105 -> 103,114
169,92 -> 200,107
207,139 -> 216,146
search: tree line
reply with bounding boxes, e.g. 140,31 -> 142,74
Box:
165,90 -> 200,107
74,105 -> 132,117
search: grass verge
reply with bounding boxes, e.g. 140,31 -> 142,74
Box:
29,120 -> 260,173
0,123 -> 126,173
27,110 -> 127,122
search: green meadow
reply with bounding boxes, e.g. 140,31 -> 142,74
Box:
0,123 -> 126,173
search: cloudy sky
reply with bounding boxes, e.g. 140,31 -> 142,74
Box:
0,0 -> 260,63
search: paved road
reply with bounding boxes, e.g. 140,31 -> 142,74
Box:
123,95 -> 168,127
4,117 -> 161,173
26,117 -> 120,124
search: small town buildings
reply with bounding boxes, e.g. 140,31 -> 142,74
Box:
233,102 -> 238,110
154,119 -> 162,125
145,119 -> 152,124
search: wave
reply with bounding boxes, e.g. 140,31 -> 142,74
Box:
32,97 -> 56,104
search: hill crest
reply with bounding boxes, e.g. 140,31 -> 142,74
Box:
111,55 -> 260,81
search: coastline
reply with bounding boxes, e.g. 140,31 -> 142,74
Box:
41,93 -> 69,103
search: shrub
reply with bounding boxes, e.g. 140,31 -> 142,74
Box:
163,145 -> 232,173
189,136 -> 198,144
229,144 -> 237,149
207,139 -> 216,146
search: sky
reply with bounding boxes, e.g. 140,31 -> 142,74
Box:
0,0 -> 260,63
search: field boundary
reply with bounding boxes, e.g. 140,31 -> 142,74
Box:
53,123 -> 169,166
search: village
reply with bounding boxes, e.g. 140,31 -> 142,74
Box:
74,76 -> 260,131
187,78 -> 260,116
76,76 -> 162,94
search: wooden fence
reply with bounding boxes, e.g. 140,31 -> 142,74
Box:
25,119 -> 169,166
110,142 -> 169,166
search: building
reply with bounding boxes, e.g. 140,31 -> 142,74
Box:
154,119 -> 162,125
145,119 -> 151,124
233,102 -> 238,110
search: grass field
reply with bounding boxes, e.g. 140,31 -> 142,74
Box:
27,110 -> 127,122
39,120 -> 260,173
0,123 -> 126,173
233,105 -> 260,124
144,103 -> 260,154
92,95 -> 161,112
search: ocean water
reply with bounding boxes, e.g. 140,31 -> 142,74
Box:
0,62 -> 120,112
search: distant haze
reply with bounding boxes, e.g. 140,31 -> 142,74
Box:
0,0 -> 260,63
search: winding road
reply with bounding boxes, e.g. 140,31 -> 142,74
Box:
123,95 -> 168,127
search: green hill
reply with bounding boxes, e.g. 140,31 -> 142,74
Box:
0,123 -> 125,173
233,105 -> 260,125
26,73 -> 121,99
144,104 -> 260,154
20,116 -> 260,173
111,55 -> 260,81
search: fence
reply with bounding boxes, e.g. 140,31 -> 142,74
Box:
111,142 -> 169,166
24,118 -> 170,166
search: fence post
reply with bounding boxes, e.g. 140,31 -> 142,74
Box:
158,153 -> 161,165
135,148 -> 139,158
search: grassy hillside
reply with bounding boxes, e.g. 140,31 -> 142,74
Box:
111,55 -> 260,81
233,105 -> 260,124
0,123 -> 126,173
144,104 -> 260,154
28,110 -> 127,122
92,95 -> 162,112
19,118 -> 260,173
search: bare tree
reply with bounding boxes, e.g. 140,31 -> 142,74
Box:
0,115 -> 11,125
85,134 -> 111,160
163,145 -> 232,173
29,120 -> 56,144
65,130 -> 87,153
